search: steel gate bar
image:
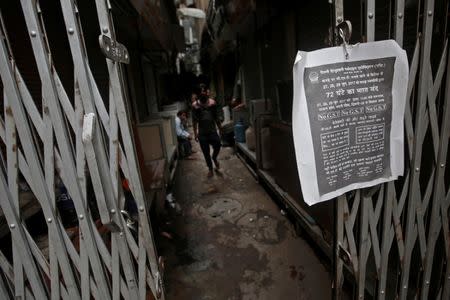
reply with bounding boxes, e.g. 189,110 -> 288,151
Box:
0,0 -> 165,297
403,38 -> 420,161
400,0 -> 435,299
15,70 -> 45,139
335,195 -> 345,299
0,95 -> 136,299
333,2 -> 345,299
67,0 -> 154,298
0,16 -> 80,298
443,193 -> 450,299
93,0 -> 163,297
58,1 -> 141,299
0,113 -> 35,198
370,187 -> 383,269
74,78 -> 91,300
54,72 -> 76,130
19,56 -> 133,299
4,90 -> 24,299
359,196 -> 369,299
43,50 -> 60,300
366,0 -> 375,42
0,166 -> 47,298
57,0 -> 119,230
4,55 -> 110,299
358,192 -> 372,299
0,270 -> 10,299
421,34 -> 450,300
8,38 -> 131,299
82,115 -> 115,227
23,227 -> 70,300
138,233 -> 148,300
345,192 -> 360,275
378,183 -> 394,299
81,114 -> 138,299
86,64 -> 133,187
112,236 -> 120,300
54,145 -> 130,300
108,61 -> 121,300
87,66 -> 111,133
0,250 -> 34,300
394,0 -> 405,47
18,0 -> 110,297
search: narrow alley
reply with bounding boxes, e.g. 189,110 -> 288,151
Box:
158,144 -> 331,300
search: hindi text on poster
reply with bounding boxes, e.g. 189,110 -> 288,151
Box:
304,57 -> 395,195
292,40 -> 408,205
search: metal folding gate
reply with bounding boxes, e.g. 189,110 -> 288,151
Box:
0,1 -> 163,299
333,0 -> 450,299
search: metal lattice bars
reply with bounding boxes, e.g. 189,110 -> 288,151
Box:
0,0 -> 163,299
334,0 -> 450,298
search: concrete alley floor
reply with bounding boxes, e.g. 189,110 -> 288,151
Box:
158,143 -> 331,300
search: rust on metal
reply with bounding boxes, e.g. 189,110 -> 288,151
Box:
5,106 -> 12,116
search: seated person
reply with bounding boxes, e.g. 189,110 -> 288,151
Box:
176,110 -> 195,158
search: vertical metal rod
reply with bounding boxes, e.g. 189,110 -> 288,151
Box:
112,236 -> 120,300
0,12 -> 79,299
23,226 -> 71,299
44,90 -> 60,300
335,196 -> 346,300
59,0 -> 118,227
74,78 -> 91,300
37,4 -> 59,290
93,1 -> 164,298
358,196 -> 370,299
335,0 -> 344,26
138,233 -> 148,300
333,2 -> 345,299
366,0 -> 375,42
400,0 -> 435,299
374,3 -> 407,299
5,89 -> 25,299
0,169 -> 47,298
19,0 -> 108,297
394,0 -> 405,47
420,37 -> 450,300
0,248 -> 35,299
378,184 -> 394,299
0,271 -> 11,299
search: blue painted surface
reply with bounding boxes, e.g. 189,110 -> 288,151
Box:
234,120 -> 247,143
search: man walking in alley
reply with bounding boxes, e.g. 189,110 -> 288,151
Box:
193,85 -> 223,177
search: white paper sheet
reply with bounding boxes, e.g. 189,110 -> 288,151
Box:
292,40 -> 409,205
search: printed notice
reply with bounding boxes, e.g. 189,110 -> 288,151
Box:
304,57 -> 394,195
292,40 -> 408,205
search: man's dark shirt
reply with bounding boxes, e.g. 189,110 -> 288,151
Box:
192,99 -> 223,136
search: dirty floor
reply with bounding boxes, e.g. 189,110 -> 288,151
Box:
159,143 -> 331,300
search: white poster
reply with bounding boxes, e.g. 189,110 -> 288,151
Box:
292,40 -> 408,205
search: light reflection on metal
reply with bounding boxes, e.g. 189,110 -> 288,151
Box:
177,7 -> 206,19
